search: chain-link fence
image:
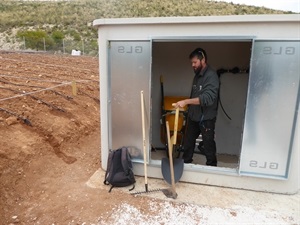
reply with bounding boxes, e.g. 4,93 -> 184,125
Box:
5,37 -> 98,56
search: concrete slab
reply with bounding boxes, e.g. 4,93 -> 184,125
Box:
87,168 -> 300,224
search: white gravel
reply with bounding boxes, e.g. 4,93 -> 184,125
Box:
97,200 -> 296,225
88,169 -> 299,225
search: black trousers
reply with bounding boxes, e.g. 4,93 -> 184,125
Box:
182,117 -> 217,166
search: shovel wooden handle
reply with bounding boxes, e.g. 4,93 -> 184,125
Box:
172,107 -> 180,145
166,121 -> 176,191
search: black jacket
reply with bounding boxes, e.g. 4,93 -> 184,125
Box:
188,65 -> 219,122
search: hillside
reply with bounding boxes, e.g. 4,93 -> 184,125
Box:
0,0 -> 290,54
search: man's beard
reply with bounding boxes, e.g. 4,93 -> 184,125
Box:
194,65 -> 202,75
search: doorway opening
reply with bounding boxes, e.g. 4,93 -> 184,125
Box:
150,39 -> 252,170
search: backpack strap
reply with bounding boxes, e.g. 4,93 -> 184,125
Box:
104,150 -> 114,185
108,185 -> 114,193
121,147 -> 135,192
109,184 -> 134,193
121,146 -> 130,174
129,184 -> 135,191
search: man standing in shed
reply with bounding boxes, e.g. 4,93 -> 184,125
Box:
174,48 -> 219,166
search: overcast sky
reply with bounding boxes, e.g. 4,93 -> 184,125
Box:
214,0 -> 300,13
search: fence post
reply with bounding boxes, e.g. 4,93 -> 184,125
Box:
23,36 -> 26,50
82,40 -> 84,55
72,81 -> 77,96
43,38 -> 46,51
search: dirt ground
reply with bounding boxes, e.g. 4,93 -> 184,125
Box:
0,51 -> 299,225
0,51 -> 156,224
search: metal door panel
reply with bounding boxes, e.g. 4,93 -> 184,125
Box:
239,40 -> 300,179
109,41 -> 151,161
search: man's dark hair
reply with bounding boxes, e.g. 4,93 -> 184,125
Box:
189,48 -> 207,62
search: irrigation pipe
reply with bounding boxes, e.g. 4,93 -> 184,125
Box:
0,79 -> 73,101
0,82 -> 72,102
78,90 -> 100,103
0,86 -> 66,112
0,79 -> 98,103
0,107 -> 32,126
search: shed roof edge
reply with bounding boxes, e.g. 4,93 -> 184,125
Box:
93,14 -> 300,27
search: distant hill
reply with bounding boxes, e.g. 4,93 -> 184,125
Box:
0,0 -> 291,54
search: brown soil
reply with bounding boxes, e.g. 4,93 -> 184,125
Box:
1,51 -> 297,225
0,51 -> 161,225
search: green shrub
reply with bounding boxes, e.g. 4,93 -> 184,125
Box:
17,30 -> 54,51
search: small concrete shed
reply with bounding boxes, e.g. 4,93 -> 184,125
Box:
93,14 -> 300,194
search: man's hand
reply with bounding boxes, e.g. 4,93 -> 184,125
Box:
174,100 -> 187,108
173,97 -> 200,108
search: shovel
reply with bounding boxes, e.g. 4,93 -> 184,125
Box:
162,121 -> 178,199
161,107 -> 184,185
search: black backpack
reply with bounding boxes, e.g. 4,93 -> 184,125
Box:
104,147 -> 135,192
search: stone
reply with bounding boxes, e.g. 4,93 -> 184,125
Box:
6,117 -> 18,126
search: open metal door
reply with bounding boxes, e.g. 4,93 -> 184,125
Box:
239,39 -> 300,179
108,41 -> 151,161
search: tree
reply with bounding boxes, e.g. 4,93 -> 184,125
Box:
17,30 -> 53,51
51,30 -> 65,50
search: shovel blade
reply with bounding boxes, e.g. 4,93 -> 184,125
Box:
162,188 -> 178,199
161,157 -> 184,184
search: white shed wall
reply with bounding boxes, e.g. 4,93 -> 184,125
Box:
94,15 -> 300,194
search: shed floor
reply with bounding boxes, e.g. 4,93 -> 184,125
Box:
151,149 -> 239,169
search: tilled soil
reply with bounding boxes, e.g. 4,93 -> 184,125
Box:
0,51 -> 160,224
